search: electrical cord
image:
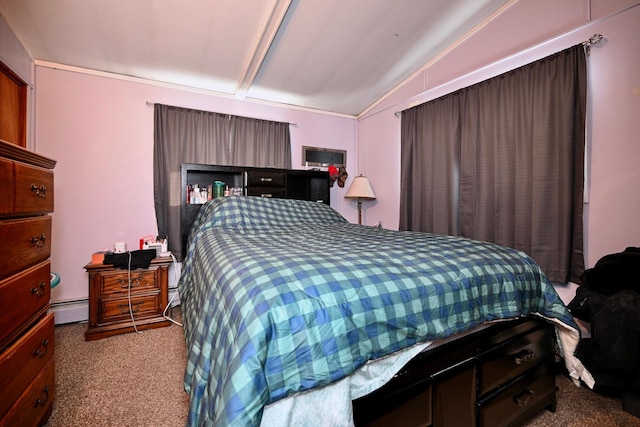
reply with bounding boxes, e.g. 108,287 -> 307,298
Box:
162,251 -> 183,327
127,251 -> 141,334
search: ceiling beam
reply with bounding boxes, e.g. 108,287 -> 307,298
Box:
235,0 -> 292,99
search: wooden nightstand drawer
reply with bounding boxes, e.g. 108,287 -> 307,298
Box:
0,216 -> 51,279
0,312 -> 54,419
99,293 -> 162,324
0,261 -> 50,349
478,324 -> 554,396
99,267 -> 160,296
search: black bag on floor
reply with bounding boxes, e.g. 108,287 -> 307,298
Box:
576,290 -> 640,393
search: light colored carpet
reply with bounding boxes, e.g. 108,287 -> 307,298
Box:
45,311 -> 189,427
45,308 -> 640,426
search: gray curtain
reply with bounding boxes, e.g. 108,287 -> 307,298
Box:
400,93 -> 461,236
400,45 -> 586,283
153,104 -> 291,260
230,115 -> 292,168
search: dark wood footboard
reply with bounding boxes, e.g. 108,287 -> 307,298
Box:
353,317 -> 557,427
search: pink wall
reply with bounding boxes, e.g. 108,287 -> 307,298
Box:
358,0 -> 640,272
2,1 -> 639,308
33,70 -> 356,303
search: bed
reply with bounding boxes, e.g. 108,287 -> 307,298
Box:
178,196 -> 592,426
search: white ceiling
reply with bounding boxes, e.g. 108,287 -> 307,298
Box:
0,0 -> 511,116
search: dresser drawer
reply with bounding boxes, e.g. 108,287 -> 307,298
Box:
14,161 -> 54,215
0,216 -> 51,279
245,187 -> 286,198
99,293 -> 163,324
477,325 -> 554,396
1,358 -> 55,427
477,362 -> 555,427
0,312 -> 55,419
0,261 -> 50,349
0,157 -> 13,215
98,267 -> 161,297
245,171 -> 286,187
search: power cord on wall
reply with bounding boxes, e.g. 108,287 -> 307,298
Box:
162,251 -> 183,327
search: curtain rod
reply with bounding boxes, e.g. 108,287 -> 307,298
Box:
145,102 -> 298,127
582,33 -> 604,55
394,33 -> 605,118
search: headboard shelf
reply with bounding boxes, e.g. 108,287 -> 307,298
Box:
179,163 -> 330,258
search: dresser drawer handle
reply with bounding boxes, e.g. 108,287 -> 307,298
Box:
118,276 -> 142,288
31,281 -> 47,297
514,350 -> 535,365
119,302 -> 142,314
260,177 -> 273,182
30,234 -> 47,248
34,385 -> 50,407
260,193 -> 273,198
33,339 -> 49,358
513,389 -> 535,406
30,183 -> 48,198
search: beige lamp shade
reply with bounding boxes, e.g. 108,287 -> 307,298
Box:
344,175 -> 376,200
344,175 -> 375,225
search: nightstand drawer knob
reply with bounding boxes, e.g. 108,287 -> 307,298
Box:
119,302 -> 142,314
33,339 -> 49,358
260,177 -> 273,182
514,350 -> 535,365
118,276 -> 141,288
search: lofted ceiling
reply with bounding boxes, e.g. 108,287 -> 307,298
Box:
0,0 -> 512,116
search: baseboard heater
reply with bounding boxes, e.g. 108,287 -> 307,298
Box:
50,299 -> 89,325
50,288 -> 181,325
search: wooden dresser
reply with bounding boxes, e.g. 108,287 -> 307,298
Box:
84,257 -> 172,341
0,139 -> 56,427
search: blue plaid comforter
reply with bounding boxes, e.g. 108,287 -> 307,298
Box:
178,196 -> 577,426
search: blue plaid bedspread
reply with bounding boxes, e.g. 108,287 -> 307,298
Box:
178,196 -> 578,426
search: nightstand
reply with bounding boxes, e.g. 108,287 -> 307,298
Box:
84,257 -> 172,341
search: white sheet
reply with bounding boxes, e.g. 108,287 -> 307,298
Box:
261,318 -> 594,427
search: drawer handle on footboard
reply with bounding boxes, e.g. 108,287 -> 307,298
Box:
30,183 -> 48,198
260,177 -> 273,182
514,350 -> 535,365
31,281 -> 47,297
34,386 -> 50,407
33,339 -> 49,358
260,193 -> 273,198
513,389 -> 535,406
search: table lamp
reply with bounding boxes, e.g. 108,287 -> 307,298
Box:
344,175 -> 376,225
